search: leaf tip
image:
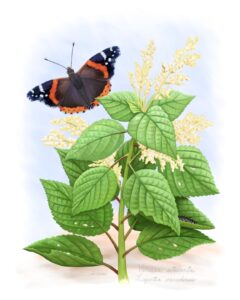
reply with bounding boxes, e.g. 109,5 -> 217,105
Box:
23,245 -> 33,252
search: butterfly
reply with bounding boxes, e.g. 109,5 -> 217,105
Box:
27,45 -> 120,114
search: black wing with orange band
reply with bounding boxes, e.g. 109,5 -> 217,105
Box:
27,46 -> 120,114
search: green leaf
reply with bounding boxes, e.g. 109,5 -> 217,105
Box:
24,235 -> 103,267
73,167 -> 118,214
137,224 -> 214,260
128,197 -> 215,231
128,213 -> 155,231
66,119 -> 125,161
163,146 -> 219,197
98,91 -> 139,121
115,140 -> 156,178
41,180 -> 113,236
128,106 -> 176,158
151,90 -> 194,120
56,148 -> 91,186
123,169 -> 180,235
176,197 -> 215,229
128,99 -> 142,113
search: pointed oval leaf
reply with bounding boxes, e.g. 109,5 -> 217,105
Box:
56,148 -> 91,186
98,91 -> 139,121
128,106 -> 176,158
176,197 -> 215,229
151,90 -> 194,120
73,167 -> 118,214
163,146 -> 219,197
24,235 -> 103,267
41,179 -> 113,236
128,213 -> 155,231
137,224 -> 214,260
123,169 -> 180,235
66,119 -> 125,161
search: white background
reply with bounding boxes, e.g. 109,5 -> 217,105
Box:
1,0 -> 240,299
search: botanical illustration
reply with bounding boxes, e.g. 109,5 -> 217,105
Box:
24,38 -> 219,283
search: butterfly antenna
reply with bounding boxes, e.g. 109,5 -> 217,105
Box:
44,58 -> 67,70
70,42 -> 75,68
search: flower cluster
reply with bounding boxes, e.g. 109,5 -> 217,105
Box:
129,40 -> 156,107
129,37 -> 201,106
41,129 -> 75,149
51,116 -> 88,136
154,37 -> 201,99
174,112 -> 212,145
138,144 -> 184,172
89,153 -> 122,180
42,116 -> 88,149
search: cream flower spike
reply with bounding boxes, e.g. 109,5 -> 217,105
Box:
128,37 -> 200,108
51,116 -> 88,137
128,40 -> 156,109
174,112 -> 213,145
42,116 -> 88,149
41,129 -> 75,149
154,37 -> 201,99
138,144 -> 184,172
89,153 -> 122,180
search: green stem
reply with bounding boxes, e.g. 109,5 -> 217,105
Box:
118,138 -> 135,283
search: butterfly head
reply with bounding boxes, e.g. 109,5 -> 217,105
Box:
67,67 -> 75,75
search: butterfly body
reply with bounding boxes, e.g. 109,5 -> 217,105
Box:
27,46 -> 120,114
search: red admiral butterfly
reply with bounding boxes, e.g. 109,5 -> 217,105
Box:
27,44 -> 120,114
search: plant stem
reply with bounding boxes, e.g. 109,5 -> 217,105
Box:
122,245 -> 138,257
118,138 -> 135,283
102,262 -> 118,275
105,232 -> 118,253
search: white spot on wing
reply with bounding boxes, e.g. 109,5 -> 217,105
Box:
39,85 -> 44,93
100,51 -> 107,59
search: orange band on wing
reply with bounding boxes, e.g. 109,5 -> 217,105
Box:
87,60 -> 109,78
59,106 -> 88,114
49,79 -> 60,105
